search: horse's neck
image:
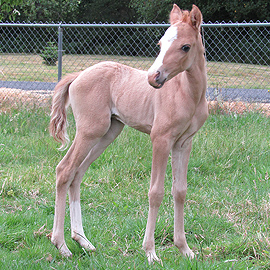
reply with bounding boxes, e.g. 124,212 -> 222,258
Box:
179,55 -> 207,103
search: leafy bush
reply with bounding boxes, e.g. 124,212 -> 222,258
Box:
40,42 -> 58,66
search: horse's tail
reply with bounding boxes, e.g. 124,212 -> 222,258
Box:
49,72 -> 81,150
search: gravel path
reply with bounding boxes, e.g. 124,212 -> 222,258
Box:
1,81 -> 270,103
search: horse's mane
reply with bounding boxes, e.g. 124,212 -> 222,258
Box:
181,10 -> 190,23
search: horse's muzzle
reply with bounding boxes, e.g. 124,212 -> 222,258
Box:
148,71 -> 167,89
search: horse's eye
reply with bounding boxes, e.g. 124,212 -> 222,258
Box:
181,45 -> 191,52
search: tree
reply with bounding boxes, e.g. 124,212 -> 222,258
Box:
0,0 -> 23,20
4,0 -> 137,23
3,0 -> 269,22
2,0 -> 80,22
77,0 -> 136,23
129,0 -> 172,22
130,0 -> 270,22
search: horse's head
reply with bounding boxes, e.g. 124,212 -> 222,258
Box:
148,4 -> 204,89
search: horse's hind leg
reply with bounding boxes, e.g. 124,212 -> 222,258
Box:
51,117 -> 112,257
68,119 -> 124,251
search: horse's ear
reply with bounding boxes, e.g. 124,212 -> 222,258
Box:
189,5 -> 202,31
170,4 -> 182,25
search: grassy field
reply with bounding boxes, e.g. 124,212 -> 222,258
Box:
1,53 -> 270,90
0,106 -> 270,269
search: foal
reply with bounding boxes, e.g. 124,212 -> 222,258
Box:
49,4 -> 208,263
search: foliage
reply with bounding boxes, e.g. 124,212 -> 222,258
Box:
2,0 -> 270,23
77,0 -> 136,23
2,0 -> 136,23
40,42 -> 58,66
0,0 -> 22,20
130,0 -> 172,22
130,0 -> 270,22
13,0 -> 80,22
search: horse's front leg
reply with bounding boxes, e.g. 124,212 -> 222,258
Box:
143,135 -> 172,264
171,139 -> 194,258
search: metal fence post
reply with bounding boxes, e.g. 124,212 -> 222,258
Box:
0,21 -> 269,109
58,25 -> 63,82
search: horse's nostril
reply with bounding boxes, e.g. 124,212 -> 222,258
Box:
155,71 -> 160,82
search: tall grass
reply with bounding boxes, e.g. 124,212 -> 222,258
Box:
0,107 -> 269,269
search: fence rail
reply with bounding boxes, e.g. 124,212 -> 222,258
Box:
1,22 -> 270,115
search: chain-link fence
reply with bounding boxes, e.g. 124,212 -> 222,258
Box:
1,22 -> 270,115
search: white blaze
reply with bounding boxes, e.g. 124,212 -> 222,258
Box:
148,26 -> 178,75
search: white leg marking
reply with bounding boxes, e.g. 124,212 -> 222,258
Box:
70,201 -> 83,234
70,200 -> 96,251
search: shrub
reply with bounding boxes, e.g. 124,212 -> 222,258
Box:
40,42 -> 58,66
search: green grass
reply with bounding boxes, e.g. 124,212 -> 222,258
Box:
1,53 -> 270,90
0,107 -> 270,269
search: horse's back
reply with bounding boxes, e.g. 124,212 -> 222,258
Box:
68,61 -> 154,134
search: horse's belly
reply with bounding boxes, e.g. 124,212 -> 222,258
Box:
111,106 -> 152,134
